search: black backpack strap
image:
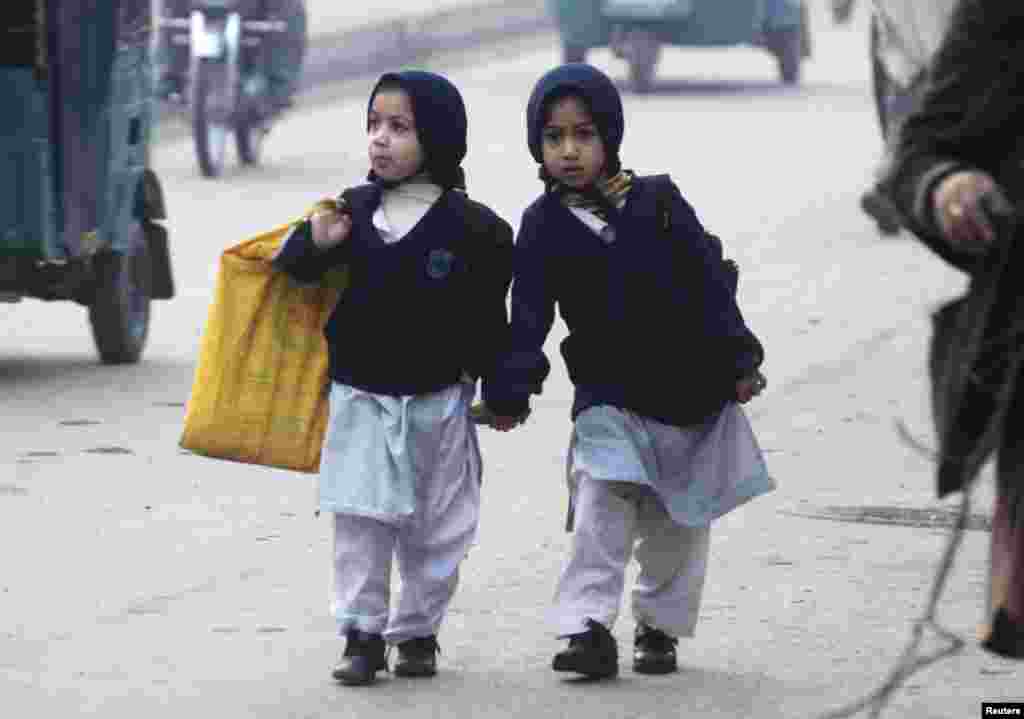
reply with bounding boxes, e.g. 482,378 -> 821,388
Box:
649,173 -> 674,233
335,183 -> 378,217
647,173 -> 738,295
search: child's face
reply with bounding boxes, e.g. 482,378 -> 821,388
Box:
541,95 -> 607,189
368,88 -> 424,183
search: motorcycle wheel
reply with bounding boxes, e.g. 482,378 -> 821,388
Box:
626,29 -> 660,94
236,111 -> 266,166
562,43 -> 587,64
870,14 -> 892,139
191,59 -> 232,178
88,221 -> 152,364
768,27 -> 802,85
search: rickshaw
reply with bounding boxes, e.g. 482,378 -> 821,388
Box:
0,1 -> 174,363
548,0 -> 811,92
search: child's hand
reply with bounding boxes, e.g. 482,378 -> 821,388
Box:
932,170 -> 1013,254
491,412 -> 528,432
311,207 -> 352,250
736,371 -> 767,404
470,402 -> 530,431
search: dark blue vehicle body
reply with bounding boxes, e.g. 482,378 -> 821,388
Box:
0,1 -> 174,363
548,0 -> 810,89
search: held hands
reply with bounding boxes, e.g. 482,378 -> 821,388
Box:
932,171 -> 1014,253
469,402 -> 531,432
310,203 -> 352,250
736,371 -> 767,404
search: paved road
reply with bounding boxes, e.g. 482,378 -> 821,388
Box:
2,4 -> 1021,717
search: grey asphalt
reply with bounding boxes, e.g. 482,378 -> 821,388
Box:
2,3 -> 1022,718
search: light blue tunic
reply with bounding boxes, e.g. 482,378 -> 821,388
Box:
567,402 -> 774,528
319,380 -> 481,524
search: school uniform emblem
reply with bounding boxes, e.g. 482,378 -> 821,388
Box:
426,248 -> 456,279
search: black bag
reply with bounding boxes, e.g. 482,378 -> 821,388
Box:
929,211 -> 1024,497
650,173 -> 739,295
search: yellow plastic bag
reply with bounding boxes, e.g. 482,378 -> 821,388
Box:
180,201 -> 348,473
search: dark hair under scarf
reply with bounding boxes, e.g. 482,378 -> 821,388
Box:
526,63 -> 624,188
367,70 -> 468,192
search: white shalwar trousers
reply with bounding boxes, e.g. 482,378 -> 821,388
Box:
328,383 -> 481,645
551,478 -> 711,639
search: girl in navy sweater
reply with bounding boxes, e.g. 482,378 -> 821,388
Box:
485,64 -> 774,678
273,70 -> 521,686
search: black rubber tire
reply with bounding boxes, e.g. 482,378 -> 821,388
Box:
88,222 -> 151,364
563,43 -> 587,64
870,14 -> 892,139
771,27 -> 802,85
236,112 -> 265,166
627,29 -> 660,94
191,59 -> 230,178
800,1 -> 811,59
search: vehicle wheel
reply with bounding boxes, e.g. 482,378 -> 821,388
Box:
770,26 -> 802,85
800,1 -> 811,59
191,59 -> 231,177
627,29 -> 660,94
89,222 -> 152,364
870,14 -> 892,138
236,112 -> 266,165
563,43 -> 587,64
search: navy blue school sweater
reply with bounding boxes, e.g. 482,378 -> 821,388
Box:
490,176 -> 764,428
272,184 -> 515,404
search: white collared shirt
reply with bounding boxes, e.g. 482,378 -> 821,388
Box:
373,180 -> 443,244
567,194 -> 627,244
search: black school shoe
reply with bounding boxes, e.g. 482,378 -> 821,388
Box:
332,630 -> 388,686
981,607 -> 1024,660
633,624 -> 678,674
394,635 -> 440,678
552,619 -> 619,678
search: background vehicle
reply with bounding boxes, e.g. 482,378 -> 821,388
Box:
160,0 -> 290,177
0,0 -> 174,364
548,0 -> 811,93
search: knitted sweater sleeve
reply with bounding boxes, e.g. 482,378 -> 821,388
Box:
486,206 -> 555,416
879,0 -> 1024,273
464,210 -> 516,411
270,219 -> 353,284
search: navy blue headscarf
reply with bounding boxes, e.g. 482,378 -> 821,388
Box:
367,70 -> 468,191
526,63 -> 624,185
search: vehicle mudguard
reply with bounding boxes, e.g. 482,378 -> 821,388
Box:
762,0 -> 803,31
132,169 -> 174,299
547,0 -> 610,48
134,167 -> 167,220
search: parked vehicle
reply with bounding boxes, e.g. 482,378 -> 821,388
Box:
548,0 -> 811,92
0,0 -> 175,364
159,0 -> 290,177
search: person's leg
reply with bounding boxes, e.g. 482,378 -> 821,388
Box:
388,478 -> 479,657
386,392 -> 482,676
632,496 -> 710,638
553,479 -> 639,635
331,513 -> 394,684
550,479 -> 639,678
631,491 -> 710,673
983,393 -> 1024,659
